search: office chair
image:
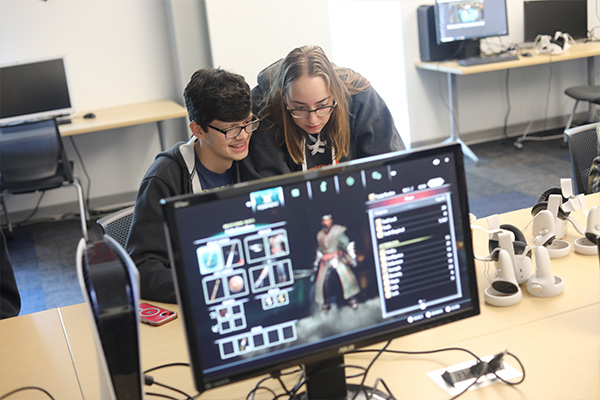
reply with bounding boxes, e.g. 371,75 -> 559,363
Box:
96,205 -> 135,248
0,119 -> 88,240
564,86 -> 600,131
565,122 -> 600,195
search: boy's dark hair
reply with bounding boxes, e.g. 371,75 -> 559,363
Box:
183,68 -> 251,130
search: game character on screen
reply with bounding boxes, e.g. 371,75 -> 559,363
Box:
313,214 -> 360,312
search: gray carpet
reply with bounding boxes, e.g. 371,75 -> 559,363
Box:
4,136 -> 573,316
464,137 -> 572,218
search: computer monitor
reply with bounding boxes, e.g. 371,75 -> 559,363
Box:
435,0 -> 509,58
161,143 -> 480,399
0,56 -> 74,126
524,0 -> 588,43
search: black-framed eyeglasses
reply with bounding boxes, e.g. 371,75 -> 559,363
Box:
285,99 -> 338,119
206,118 -> 261,139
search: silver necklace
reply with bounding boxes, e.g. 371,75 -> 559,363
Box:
301,134 -> 336,172
306,132 -> 326,156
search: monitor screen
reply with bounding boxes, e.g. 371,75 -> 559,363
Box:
161,143 -> 480,398
524,0 -> 588,42
435,0 -> 509,43
0,57 -> 74,126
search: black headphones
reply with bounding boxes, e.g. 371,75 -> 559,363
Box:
488,224 -> 532,261
531,187 -> 570,220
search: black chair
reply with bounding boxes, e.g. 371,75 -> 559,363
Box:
0,119 -> 88,239
564,85 -> 600,131
565,122 -> 600,195
96,205 -> 135,249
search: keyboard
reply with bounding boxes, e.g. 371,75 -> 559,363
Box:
457,53 -> 520,66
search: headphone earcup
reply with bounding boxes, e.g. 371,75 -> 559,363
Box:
535,187 -> 570,219
488,224 -> 529,260
538,187 -> 563,203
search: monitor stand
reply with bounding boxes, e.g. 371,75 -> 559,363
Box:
293,355 -> 391,400
456,39 -> 481,60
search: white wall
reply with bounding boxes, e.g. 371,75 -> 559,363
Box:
405,0 -> 599,145
202,0 -> 599,147
205,0 -> 333,88
0,0 -> 185,216
1,0 -> 599,219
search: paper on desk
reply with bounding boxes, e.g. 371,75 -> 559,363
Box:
427,354 -> 522,396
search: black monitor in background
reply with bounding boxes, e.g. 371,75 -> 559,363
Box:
0,57 -> 74,126
524,0 -> 588,42
435,0 -> 509,59
161,143 -> 480,399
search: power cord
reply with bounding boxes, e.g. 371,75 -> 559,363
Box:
143,362 -> 198,400
349,345 -> 525,400
68,136 -> 92,214
0,386 -> 55,400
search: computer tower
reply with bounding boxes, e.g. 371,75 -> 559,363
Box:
417,5 -> 460,62
76,236 -> 145,400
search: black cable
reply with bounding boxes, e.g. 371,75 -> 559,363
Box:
145,392 -> 180,400
350,340 -> 392,400
144,362 -> 190,374
143,363 -> 196,400
0,386 -> 55,400
351,345 -> 525,400
9,192 -> 45,227
247,386 -> 278,400
350,345 -> 483,364
146,378 -> 193,400
247,367 -> 304,400
542,58 -> 554,133
247,374 -> 276,400
503,69 -> 512,138
68,136 -> 92,213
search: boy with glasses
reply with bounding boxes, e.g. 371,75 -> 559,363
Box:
126,68 -> 259,303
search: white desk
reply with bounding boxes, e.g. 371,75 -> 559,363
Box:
415,41 -> 600,162
59,99 -> 188,151
2,195 -> 599,399
0,308 -> 82,399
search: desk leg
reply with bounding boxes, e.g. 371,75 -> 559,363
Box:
444,73 -> 479,164
156,121 -> 166,151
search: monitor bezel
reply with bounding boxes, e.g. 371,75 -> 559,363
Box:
0,55 -> 75,126
161,142 -> 481,394
523,0 -> 588,42
434,0 -> 510,44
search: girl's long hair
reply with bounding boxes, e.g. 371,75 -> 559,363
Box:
258,45 -> 370,164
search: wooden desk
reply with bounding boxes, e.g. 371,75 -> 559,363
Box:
415,41 -> 600,162
59,302 -> 198,400
0,308 -> 82,399
58,99 -> 188,151
3,196 -> 598,399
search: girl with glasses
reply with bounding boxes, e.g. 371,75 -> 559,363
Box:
240,45 -> 405,179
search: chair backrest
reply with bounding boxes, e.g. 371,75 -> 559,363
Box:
96,205 -> 136,249
565,122 -> 600,195
0,119 -> 72,184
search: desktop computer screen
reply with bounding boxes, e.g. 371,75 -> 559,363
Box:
435,0 -> 509,44
161,143 -> 480,398
0,57 -> 74,126
524,0 -> 588,42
